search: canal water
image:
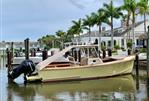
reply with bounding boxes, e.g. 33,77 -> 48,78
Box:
0,57 -> 149,101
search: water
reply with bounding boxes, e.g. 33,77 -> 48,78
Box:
0,57 -> 149,101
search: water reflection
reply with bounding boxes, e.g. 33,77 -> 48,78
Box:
0,56 -> 6,69
7,75 -> 135,101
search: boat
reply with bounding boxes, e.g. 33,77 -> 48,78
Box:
8,75 -> 135,101
26,45 -> 135,82
24,45 -> 135,83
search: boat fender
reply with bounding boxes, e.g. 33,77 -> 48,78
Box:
8,59 -> 35,80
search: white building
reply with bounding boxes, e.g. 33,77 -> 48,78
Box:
72,20 -> 149,49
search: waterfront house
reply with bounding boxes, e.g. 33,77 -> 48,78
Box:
72,20 -> 149,49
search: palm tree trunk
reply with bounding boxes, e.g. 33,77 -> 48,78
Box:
89,26 -> 91,43
144,13 -> 147,34
98,24 -> 102,50
132,12 -> 135,51
78,34 -> 81,45
127,13 -> 130,40
111,17 -> 114,49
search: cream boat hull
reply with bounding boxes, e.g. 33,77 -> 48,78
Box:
27,55 -> 135,82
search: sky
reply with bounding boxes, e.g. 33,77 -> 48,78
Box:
0,0 -> 145,41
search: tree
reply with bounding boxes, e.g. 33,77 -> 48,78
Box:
91,10 -> 110,49
138,0 -> 149,34
56,30 -> 67,48
71,18 -> 84,44
128,0 -> 138,50
100,1 -> 123,49
82,15 -> 94,43
41,35 -> 56,49
122,0 -> 133,40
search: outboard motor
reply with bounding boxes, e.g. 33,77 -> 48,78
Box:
8,60 -> 35,80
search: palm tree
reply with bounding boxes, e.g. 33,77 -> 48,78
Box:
66,27 -> 76,43
122,0 -> 133,40
138,0 -> 149,34
127,0 -> 138,51
91,10 -> 110,49
56,30 -> 66,48
71,18 -> 84,44
100,1 -> 123,49
41,35 -> 56,49
82,15 -> 94,43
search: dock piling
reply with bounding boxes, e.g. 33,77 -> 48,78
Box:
108,49 -> 112,57
102,49 -> 106,59
135,53 -> 139,76
78,49 -> 81,62
74,50 -> 77,61
7,50 -> 12,73
42,50 -> 48,61
147,26 -> 149,87
128,48 -> 131,55
24,38 -> 30,60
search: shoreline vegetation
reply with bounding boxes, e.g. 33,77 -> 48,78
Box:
37,0 -> 148,50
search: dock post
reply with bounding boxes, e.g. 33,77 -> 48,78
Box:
78,49 -> 81,62
128,48 -> 131,55
147,26 -> 149,87
7,50 -> 12,73
24,38 -> 29,83
10,42 -> 14,57
24,38 -> 30,60
108,48 -> 112,57
7,50 -> 13,82
102,49 -> 106,59
42,49 -> 48,61
74,50 -> 77,61
135,53 -> 139,76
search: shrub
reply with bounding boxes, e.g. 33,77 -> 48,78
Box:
114,45 -> 120,50
140,48 -> 147,53
127,41 -> 132,48
101,45 -> 106,50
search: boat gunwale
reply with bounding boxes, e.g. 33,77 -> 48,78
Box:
41,55 -> 135,71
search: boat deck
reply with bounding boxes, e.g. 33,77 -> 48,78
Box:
45,57 -> 120,68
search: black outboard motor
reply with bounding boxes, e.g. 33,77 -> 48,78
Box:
8,60 -> 35,80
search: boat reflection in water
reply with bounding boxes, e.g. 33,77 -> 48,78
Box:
7,74 -> 135,101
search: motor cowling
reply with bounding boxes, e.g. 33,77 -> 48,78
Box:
8,59 -> 35,80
